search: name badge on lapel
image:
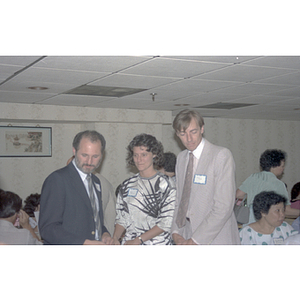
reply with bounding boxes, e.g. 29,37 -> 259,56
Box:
194,174 -> 207,185
95,183 -> 101,192
128,188 -> 138,197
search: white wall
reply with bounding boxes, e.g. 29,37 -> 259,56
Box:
1,102 -> 299,201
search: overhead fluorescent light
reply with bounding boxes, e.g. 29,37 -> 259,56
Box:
195,102 -> 256,110
64,85 -> 147,97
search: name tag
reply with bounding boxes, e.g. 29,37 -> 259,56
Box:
273,237 -> 284,245
128,188 -> 138,197
194,174 -> 207,185
95,183 -> 101,192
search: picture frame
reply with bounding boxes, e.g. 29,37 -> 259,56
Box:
0,126 -> 52,157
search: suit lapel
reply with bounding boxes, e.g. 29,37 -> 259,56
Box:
67,163 -> 94,215
195,141 -> 211,173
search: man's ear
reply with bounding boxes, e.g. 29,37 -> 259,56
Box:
200,125 -> 205,134
72,147 -> 76,156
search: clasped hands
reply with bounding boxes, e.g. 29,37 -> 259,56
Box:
172,233 -> 197,245
84,232 -> 120,245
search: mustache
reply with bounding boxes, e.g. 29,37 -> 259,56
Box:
83,164 -> 96,167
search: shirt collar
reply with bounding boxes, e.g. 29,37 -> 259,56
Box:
190,138 -> 205,160
72,159 -> 90,182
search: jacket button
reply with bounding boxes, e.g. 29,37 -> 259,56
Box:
91,231 -> 95,235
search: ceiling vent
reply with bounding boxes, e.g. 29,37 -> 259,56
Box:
64,85 -> 147,97
195,102 -> 256,110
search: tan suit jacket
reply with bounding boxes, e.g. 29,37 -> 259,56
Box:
171,139 -> 240,245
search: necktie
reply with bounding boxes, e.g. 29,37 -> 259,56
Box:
86,174 -> 102,240
176,152 -> 194,228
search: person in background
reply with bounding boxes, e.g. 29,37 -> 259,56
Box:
289,182 -> 300,232
0,189 -> 42,245
23,193 -> 40,234
159,152 -> 177,186
239,191 -> 298,245
290,182 -> 300,209
236,149 -> 300,225
39,130 -> 115,245
171,109 -> 240,245
112,133 -> 176,245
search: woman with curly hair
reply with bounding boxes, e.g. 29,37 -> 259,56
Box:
239,191 -> 298,245
112,133 -> 176,245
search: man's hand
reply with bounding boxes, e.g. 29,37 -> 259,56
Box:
83,239 -> 105,245
101,232 -> 119,245
172,233 -> 197,245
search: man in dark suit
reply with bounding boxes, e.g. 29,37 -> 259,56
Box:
39,130 -> 115,245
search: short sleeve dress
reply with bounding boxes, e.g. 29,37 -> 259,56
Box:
239,221 -> 298,245
115,172 -> 176,245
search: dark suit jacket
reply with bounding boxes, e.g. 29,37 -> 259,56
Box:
39,162 -> 108,245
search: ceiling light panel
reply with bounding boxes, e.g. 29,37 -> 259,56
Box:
64,85 -> 147,97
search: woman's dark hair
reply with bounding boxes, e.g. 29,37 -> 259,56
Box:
259,149 -> 286,171
23,193 -> 40,217
0,190 -> 22,218
253,191 -> 287,221
126,133 -> 164,168
72,130 -> 106,154
291,182 -> 300,201
162,152 -> 177,173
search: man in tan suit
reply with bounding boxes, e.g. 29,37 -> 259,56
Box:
171,109 -> 240,245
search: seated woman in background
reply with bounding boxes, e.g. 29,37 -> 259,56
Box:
112,133 -> 176,245
290,182 -> 300,209
0,190 -> 42,245
239,191 -> 298,245
23,193 -> 40,232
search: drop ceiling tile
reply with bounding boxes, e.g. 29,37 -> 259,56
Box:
90,97 -> 152,109
228,94 -> 294,104
0,90 -> 56,103
33,56 -> 152,72
38,94 -> 113,106
0,79 -> 79,94
195,64 -> 295,82
0,56 -> 42,66
243,56 -> 300,70
255,71 -> 300,86
0,64 -> 24,81
181,92 -> 249,105
91,73 -> 178,89
220,83 -> 293,95
163,56 -> 259,64
120,57 -> 226,78
267,97 -> 300,106
266,86 -> 300,97
12,67 -> 109,85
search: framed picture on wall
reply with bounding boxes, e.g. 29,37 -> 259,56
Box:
0,126 -> 52,157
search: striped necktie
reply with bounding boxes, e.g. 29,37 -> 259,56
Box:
86,174 -> 102,240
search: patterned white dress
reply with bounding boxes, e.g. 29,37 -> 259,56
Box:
115,172 -> 176,245
239,221 -> 298,245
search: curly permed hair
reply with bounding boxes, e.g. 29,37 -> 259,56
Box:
126,133 -> 164,168
259,149 -> 286,171
253,191 -> 287,221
